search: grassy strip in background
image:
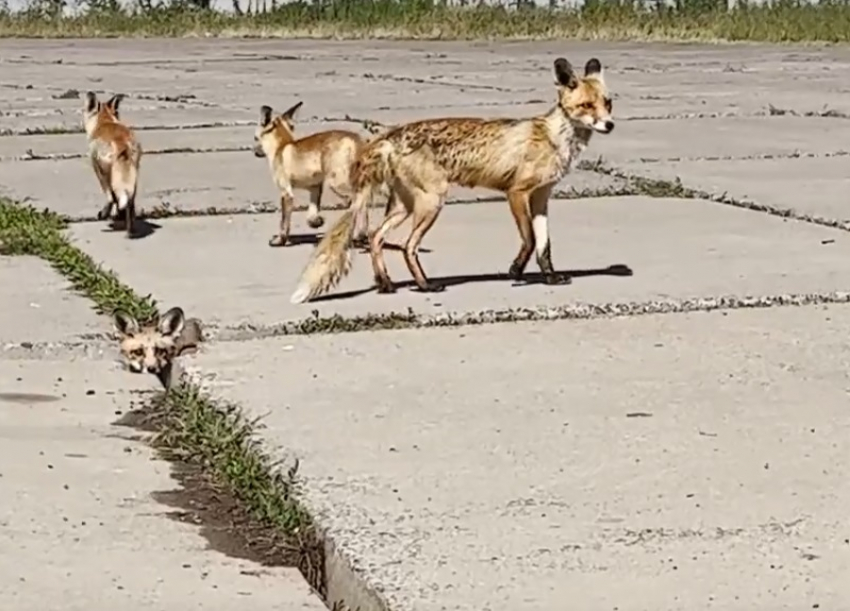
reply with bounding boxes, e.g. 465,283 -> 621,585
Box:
3,0 -> 850,42
0,195 -> 329,600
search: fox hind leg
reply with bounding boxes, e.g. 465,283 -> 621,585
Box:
370,187 -> 411,294
92,160 -> 117,222
121,191 -> 137,238
306,184 -> 325,229
404,190 -> 445,293
507,189 -> 534,280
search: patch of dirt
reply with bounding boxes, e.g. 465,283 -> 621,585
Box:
153,460 -> 312,568
114,396 -> 165,432
113,395 -> 329,603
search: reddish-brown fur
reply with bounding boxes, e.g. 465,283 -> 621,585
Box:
254,102 -> 376,247
290,57 -> 615,304
113,307 -> 203,390
83,91 -> 143,238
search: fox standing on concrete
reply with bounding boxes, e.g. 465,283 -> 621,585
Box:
253,101 -> 370,247
290,56 -> 615,304
82,91 -> 142,238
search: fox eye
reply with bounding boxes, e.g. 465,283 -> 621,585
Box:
580,102 -> 595,110
130,348 -> 144,357
604,98 -> 613,112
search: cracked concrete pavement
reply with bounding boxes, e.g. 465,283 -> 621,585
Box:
2,39 -> 850,611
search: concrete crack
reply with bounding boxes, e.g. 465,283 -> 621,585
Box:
630,149 -> 850,164
583,158 -> 850,233
206,291 -> 850,340
359,72 -> 528,93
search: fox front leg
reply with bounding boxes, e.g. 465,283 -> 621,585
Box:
269,192 -> 294,247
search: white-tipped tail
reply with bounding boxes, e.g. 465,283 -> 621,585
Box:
112,154 -> 138,211
116,190 -> 130,211
290,247 -> 354,304
289,209 -> 356,304
289,138 -> 398,304
290,282 -> 315,305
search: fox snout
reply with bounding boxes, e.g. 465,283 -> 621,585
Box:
127,360 -> 144,374
594,119 -> 615,134
253,141 -> 266,158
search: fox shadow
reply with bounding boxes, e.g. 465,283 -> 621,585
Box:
309,263 -> 634,303
270,234 -> 432,253
103,217 -> 161,240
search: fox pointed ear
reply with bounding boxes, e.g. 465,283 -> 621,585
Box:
105,93 -> 126,114
84,91 -> 98,113
553,58 -> 579,90
584,58 -> 604,82
157,306 -> 185,338
113,310 -> 140,337
281,100 -> 303,123
259,105 -> 273,127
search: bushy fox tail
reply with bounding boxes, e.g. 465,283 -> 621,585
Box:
112,147 -> 140,212
289,139 -> 396,305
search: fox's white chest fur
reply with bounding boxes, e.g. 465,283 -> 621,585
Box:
544,110 -> 592,184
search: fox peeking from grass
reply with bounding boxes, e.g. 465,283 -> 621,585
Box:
112,306 -> 203,389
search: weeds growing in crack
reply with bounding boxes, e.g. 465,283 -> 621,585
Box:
767,104 -> 850,119
1,194 -> 332,602
579,157 -> 850,232
0,199 -> 157,320
210,292 -> 850,341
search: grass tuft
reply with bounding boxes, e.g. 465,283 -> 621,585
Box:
3,0 -> 850,42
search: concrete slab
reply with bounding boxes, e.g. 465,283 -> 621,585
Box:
0,121 -> 367,160
67,196 -> 850,329
2,149 -> 621,218
0,102 -> 249,135
2,40 -> 850,134
0,151 -> 283,217
188,305 -> 850,611
0,255 -> 106,344
592,116 -> 850,164
618,156 -> 850,223
0,356 -> 325,611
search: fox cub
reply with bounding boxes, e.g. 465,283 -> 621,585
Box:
82,91 -> 143,238
253,101 -> 368,247
113,306 -> 203,390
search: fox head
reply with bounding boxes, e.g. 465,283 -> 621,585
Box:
553,58 -> 614,135
253,101 -> 304,158
112,306 -> 185,376
83,91 -> 125,137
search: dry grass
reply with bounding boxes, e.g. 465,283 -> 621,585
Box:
2,0 -> 850,43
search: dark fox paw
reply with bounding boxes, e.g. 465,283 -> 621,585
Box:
544,273 -> 572,286
375,276 -> 396,294
268,234 -> 288,248
307,215 -> 325,229
417,282 -> 445,293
